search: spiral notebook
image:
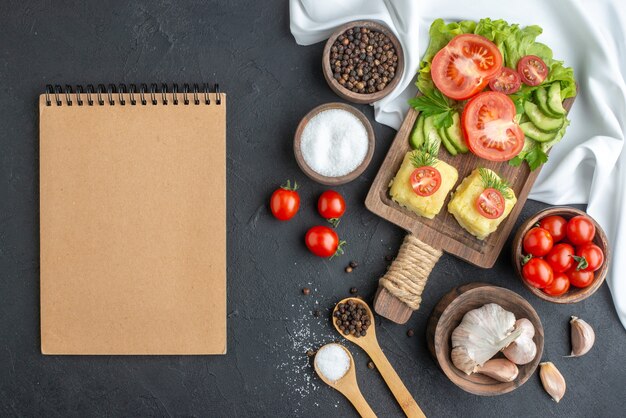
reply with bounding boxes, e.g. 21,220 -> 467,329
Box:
39,83 -> 226,355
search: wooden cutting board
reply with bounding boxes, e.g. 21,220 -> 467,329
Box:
365,91 -> 576,323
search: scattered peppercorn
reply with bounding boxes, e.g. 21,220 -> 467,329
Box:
302,287 -> 310,295
330,26 -> 398,94
313,309 -> 321,318
385,255 -> 394,262
306,349 -> 315,357
345,266 -> 353,273
333,299 -> 371,338
349,260 -> 358,268
349,287 -> 358,294
407,328 -> 414,337
367,361 -> 375,370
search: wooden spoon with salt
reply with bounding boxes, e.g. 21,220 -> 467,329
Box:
313,343 -> 376,418
333,298 -> 426,418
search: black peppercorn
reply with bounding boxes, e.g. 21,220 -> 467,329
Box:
367,361 -> 375,369
302,287 -> 310,295
407,328 -> 414,337
350,287 -> 357,294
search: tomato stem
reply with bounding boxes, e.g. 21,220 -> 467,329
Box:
330,240 -> 347,259
572,255 -> 588,271
327,218 -> 341,228
521,254 -> 533,266
281,179 -> 299,191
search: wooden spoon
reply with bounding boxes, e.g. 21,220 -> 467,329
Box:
333,298 -> 426,418
314,343 -> 376,418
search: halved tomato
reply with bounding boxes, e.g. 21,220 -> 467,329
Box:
431,34 -> 503,100
488,67 -> 521,94
517,55 -> 548,86
462,91 -> 524,161
410,167 -> 441,197
476,188 -> 505,219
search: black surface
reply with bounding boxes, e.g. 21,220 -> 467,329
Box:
1,1 -> 625,417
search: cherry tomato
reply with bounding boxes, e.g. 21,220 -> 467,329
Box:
517,55 -> 548,86
475,188 -> 505,219
545,243 -> 575,273
523,227 -> 554,257
431,34 -> 502,100
543,272 -> 570,296
539,215 -> 568,242
462,91 -> 524,161
574,243 -> 604,272
410,166 -> 442,197
318,190 -> 346,225
305,226 -> 344,258
270,181 -> 300,221
522,257 -> 554,289
568,269 -> 595,288
566,215 -> 596,245
488,67 -> 521,94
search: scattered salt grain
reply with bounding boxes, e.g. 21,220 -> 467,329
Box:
301,109 -> 369,177
314,343 -> 351,382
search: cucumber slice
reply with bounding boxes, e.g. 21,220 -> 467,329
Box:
422,115 -> 442,154
445,113 -> 468,153
547,82 -> 567,116
409,115 -> 426,149
438,127 -> 458,156
535,87 -> 560,118
524,100 -> 564,132
540,119 -> 570,153
520,122 -> 557,143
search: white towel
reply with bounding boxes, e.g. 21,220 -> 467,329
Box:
290,0 -> 626,329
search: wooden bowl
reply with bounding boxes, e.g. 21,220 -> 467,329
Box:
426,283 -> 544,396
322,20 -> 404,104
512,206 -> 609,303
293,102 -> 375,186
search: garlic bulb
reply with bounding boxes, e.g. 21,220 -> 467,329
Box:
502,318 -> 537,365
451,303 -> 522,375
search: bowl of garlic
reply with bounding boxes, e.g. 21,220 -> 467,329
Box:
426,283 -> 544,396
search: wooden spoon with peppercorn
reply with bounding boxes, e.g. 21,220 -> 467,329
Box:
313,343 -> 376,418
333,298 -> 425,418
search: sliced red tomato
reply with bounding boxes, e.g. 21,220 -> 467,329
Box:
475,188 -> 505,219
517,55 -> 548,86
489,67 -> 521,94
410,166 -> 441,197
462,91 -> 524,161
431,34 -> 503,100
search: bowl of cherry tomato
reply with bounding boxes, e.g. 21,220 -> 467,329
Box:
512,207 -> 609,304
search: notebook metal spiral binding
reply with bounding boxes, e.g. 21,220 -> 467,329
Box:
44,83 -> 222,106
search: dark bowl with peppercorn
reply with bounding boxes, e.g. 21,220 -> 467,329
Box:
512,207 -> 609,304
323,20 -> 404,104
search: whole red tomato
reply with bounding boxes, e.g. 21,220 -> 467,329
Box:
574,243 -> 604,272
318,190 -> 346,226
305,226 -> 345,258
546,243 -> 575,273
566,215 -> 596,245
568,269 -> 595,288
543,272 -> 570,296
522,257 -> 554,289
539,215 -> 568,242
270,180 -> 300,221
523,227 -> 554,257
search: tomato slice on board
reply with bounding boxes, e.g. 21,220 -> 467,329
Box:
488,67 -> 521,94
475,188 -> 505,219
431,34 -> 503,100
410,166 -> 441,197
517,55 -> 548,86
462,91 -> 524,161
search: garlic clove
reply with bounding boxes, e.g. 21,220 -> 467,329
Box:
570,316 -> 595,357
539,362 -> 566,403
502,335 -> 537,365
475,358 -> 519,382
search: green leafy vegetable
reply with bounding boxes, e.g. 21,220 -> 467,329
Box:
509,143 -> 549,171
410,139 -> 439,168
408,89 -> 455,129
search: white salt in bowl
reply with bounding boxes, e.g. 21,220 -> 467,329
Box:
294,103 -> 375,186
